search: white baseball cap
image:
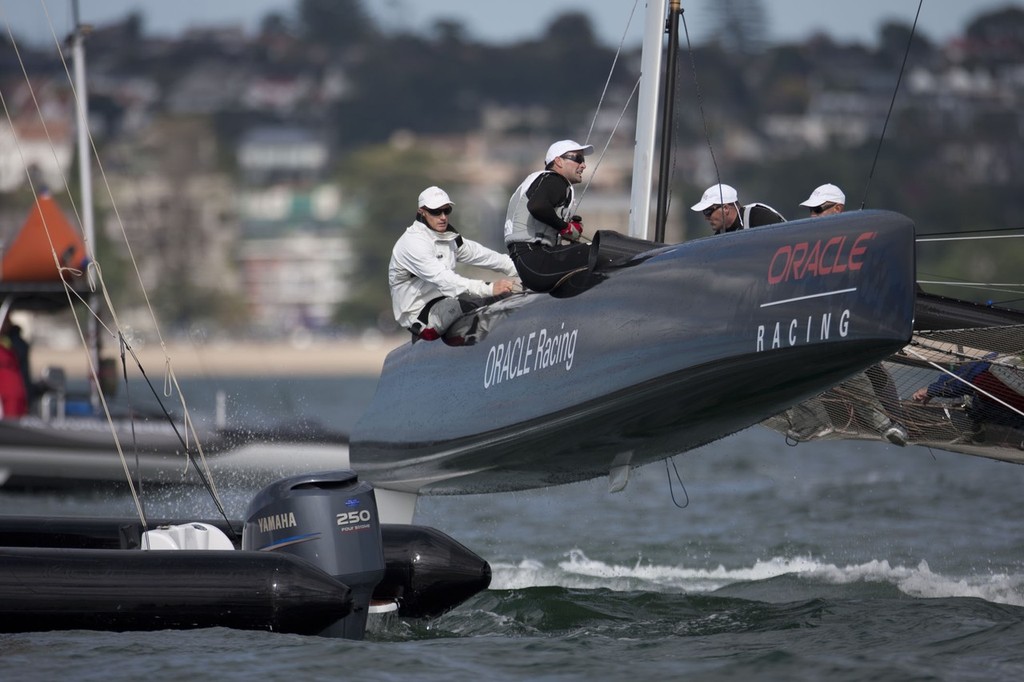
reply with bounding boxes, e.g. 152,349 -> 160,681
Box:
545,140 -> 594,165
800,183 -> 846,207
418,186 -> 454,210
691,183 -> 738,212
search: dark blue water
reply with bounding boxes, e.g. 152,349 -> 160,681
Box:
3,377 -> 1024,681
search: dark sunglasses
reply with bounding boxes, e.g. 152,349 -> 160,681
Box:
702,204 -> 722,217
810,203 -> 836,215
424,206 -> 453,216
561,153 -> 585,164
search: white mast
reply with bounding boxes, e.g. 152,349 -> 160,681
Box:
71,6 -> 94,253
71,0 -> 100,407
628,0 -> 667,239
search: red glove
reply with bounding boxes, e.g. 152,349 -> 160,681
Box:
560,216 -> 583,242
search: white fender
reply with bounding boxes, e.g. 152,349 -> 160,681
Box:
141,522 -> 235,550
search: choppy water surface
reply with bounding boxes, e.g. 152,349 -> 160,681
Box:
3,379 -> 1024,681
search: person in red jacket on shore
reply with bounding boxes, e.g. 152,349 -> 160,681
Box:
0,319 -> 28,418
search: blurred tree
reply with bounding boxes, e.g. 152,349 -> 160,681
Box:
333,145 -> 451,329
703,0 -> 768,55
122,11 -> 144,43
431,19 -> 468,45
543,12 -> 598,46
298,0 -> 377,47
876,21 -> 935,70
965,7 -> 1024,65
332,34 -> 481,146
331,10 -> 622,147
260,12 -> 291,38
751,44 -> 811,114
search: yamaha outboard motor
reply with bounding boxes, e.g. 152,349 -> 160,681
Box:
243,470 -> 385,639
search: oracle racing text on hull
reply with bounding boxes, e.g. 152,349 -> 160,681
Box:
351,210 -> 916,496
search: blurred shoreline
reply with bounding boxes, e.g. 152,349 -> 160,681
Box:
29,335 -> 406,378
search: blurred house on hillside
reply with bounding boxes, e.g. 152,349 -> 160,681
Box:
237,187 -> 355,333
237,126 -> 328,185
235,126 -> 354,333
242,75 -> 316,116
166,60 -> 248,115
0,79 -> 74,193
99,117 -> 241,317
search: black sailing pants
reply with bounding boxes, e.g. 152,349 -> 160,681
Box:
507,241 -> 593,293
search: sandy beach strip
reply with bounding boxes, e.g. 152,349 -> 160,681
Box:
28,335 -> 407,378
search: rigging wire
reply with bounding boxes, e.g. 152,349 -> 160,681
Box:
916,280 -> 1024,290
681,7 -> 723,204
575,77 -> 641,210
909,334 -> 1024,364
584,0 -> 640,147
39,0 -> 227,504
916,225 -> 1024,239
867,0 -> 1022,309
42,2 -> 200,437
903,345 -> 1024,422
664,456 -> 690,509
0,1 -> 232,529
118,332 -> 238,533
0,8 -> 152,524
859,0 -> 924,210
915,282 -> 1024,309
576,0 -> 641,210
915,230 -> 1024,305
0,150 -> 150,522
917,234 -> 1024,244
117,334 -> 146,522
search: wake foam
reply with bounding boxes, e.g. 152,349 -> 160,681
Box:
490,549 -> 1024,606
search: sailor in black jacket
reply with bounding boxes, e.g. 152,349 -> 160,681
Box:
504,140 -> 595,292
691,183 -> 785,234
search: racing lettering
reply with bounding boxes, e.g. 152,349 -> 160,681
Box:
768,231 -> 876,284
756,310 -> 851,351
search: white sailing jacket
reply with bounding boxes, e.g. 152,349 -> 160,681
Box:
388,220 -> 517,329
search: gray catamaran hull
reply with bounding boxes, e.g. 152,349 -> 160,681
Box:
352,210 -> 917,494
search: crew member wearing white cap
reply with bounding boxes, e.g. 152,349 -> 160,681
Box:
389,186 -> 519,341
504,139 -> 595,292
782,181 -> 909,447
690,183 -> 785,234
799,183 -> 846,217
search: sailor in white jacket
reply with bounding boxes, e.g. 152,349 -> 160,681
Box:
389,186 -> 519,340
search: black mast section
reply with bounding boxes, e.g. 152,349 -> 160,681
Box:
654,1 -> 681,243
